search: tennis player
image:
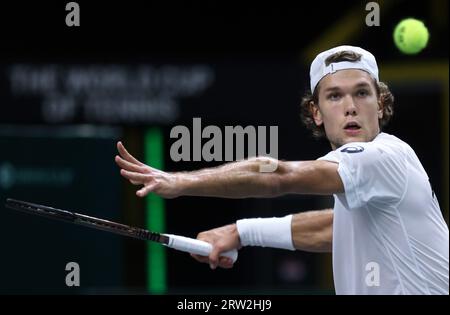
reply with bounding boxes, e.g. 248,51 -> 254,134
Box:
115,46 -> 449,294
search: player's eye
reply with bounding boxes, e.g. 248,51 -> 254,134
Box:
327,93 -> 341,101
356,89 -> 370,97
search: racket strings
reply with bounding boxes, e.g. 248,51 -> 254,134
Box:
74,216 -> 161,242
6,199 -> 75,220
6,199 -> 164,243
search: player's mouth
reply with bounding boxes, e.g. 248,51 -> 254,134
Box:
343,121 -> 362,135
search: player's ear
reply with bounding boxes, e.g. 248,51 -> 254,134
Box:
377,99 -> 383,119
310,101 -> 323,126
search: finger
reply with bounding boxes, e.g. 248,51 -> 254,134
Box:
117,141 -> 145,166
190,253 -> 210,264
115,155 -> 148,173
136,183 -> 157,197
120,172 -> 143,185
208,247 -> 221,270
117,142 -> 161,173
218,256 -> 234,269
120,169 -> 149,183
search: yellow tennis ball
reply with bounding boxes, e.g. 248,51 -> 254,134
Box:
393,18 -> 429,54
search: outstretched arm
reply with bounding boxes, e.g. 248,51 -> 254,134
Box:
192,209 -> 333,269
115,141 -> 344,198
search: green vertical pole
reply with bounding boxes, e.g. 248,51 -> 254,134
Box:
144,128 -> 166,294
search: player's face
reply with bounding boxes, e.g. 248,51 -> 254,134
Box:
313,69 -> 382,150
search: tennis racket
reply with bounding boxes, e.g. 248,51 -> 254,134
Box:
5,198 -> 238,263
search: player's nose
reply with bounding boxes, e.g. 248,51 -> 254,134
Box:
344,95 -> 358,116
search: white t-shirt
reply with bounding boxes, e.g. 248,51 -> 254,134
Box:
318,132 -> 449,295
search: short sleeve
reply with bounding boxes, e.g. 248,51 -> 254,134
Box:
318,142 -> 408,209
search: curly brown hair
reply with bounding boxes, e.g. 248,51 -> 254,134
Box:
300,51 -> 395,138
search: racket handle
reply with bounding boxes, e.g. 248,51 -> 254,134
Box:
164,234 -> 238,263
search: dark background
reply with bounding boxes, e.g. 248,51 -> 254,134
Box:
0,0 -> 447,294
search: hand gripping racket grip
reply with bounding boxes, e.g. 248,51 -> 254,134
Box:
164,234 -> 238,263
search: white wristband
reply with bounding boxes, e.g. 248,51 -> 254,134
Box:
236,215 -> 295,251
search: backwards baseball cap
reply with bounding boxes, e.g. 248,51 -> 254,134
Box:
310,45 -> 379,93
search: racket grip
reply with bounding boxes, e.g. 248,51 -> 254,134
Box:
165,234 -> 238,263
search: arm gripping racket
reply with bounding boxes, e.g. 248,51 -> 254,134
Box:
5,198 -> 238,263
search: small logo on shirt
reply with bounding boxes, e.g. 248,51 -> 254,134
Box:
341,146 -> 364,153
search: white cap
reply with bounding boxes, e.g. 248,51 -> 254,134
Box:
310,45 -> 379,93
